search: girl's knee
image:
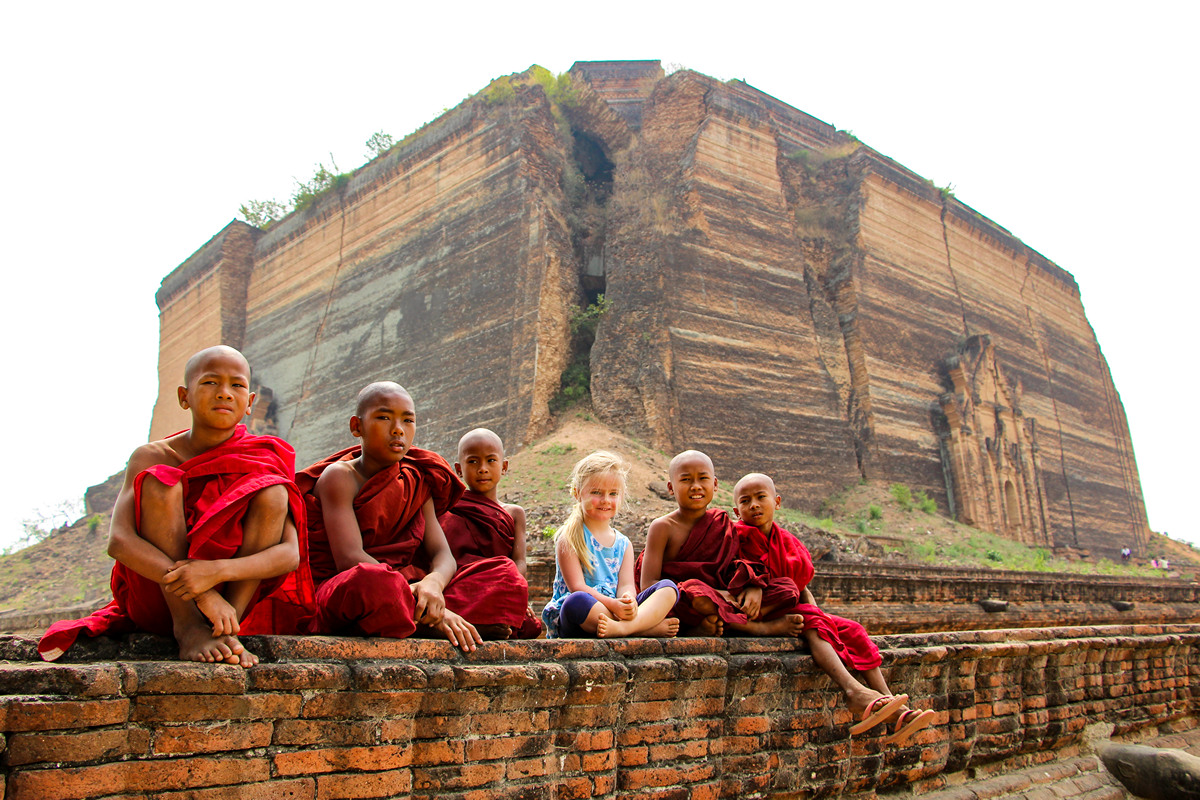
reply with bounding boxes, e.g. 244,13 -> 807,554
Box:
559,592 -> 600,632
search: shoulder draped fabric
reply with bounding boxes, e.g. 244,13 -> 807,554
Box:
38,426 -> 314,662
636,509 -> 797,627
734,520 -> 880,670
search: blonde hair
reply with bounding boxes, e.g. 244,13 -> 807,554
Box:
555,450 -> 630,576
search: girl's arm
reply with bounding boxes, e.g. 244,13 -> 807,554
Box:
613,545 -> 639,620
557,538 -> 624,617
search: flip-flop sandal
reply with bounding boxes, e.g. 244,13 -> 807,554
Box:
882,708 -> 936,747
849,693 -> 909,735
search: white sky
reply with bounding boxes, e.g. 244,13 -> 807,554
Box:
2,2 -> 1196,550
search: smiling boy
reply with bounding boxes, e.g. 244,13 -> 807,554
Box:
638,450 -> 802,636
39,345 -> 313,667
437,428 -> 542,638
297,382 -> 482,651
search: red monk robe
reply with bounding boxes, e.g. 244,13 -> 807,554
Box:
734,519 -> 881,671
299,446 -> 526,637
39,426 -> 314,662
636,508 -> 800,628
438,491 -> 543,638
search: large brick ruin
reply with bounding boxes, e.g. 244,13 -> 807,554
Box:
148,60 -> 1148,561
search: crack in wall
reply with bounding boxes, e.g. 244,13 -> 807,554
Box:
286,198 -> 349,442
1018,261 -> 1079,546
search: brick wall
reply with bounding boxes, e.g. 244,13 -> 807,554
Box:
1,625 -> 1196,798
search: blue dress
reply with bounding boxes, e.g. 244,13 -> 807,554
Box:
541,525 -> 629,638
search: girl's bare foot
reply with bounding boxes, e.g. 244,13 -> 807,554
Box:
596,615 -> 632,638
645,617 -> 680,638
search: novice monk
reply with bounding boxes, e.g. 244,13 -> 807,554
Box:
733,472 -> 936,746
439,428 -> 543,639
298,382 -> 503,652
39,346 -> 313,667
638,450 -> 802,636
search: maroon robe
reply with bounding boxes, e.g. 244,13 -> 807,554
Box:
299,446 -> 526,636
39,426 -> 314,661
439,491 -> 542,637
735,520 -> 881,670
637,509 -> 799,627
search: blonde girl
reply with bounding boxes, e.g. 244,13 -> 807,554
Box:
541,451 -> 680,638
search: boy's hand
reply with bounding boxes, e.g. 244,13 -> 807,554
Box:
411,578 -> 446,626
737,587 -> 764,620
194,590 -> 240,636
437,610 -> 483,653
617,591 -> 638,621
164,560 -> 224,600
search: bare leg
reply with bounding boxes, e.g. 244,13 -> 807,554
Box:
597,586 -> 678,638
804,628 -> 894,719
578,600 -> 612,635
139,479 -> 239,665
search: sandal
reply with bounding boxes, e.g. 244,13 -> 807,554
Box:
882,708 -> 936,747
849,693 -> 909,735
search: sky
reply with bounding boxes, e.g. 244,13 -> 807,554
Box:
2,2 -> 1196,551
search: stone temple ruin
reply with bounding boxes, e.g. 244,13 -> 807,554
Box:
149,60 -> 1148,560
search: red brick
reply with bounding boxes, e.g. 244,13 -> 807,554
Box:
553,777 -> 594,800
1,698 -> 129,731
350,662 -> 428,691
152,778 -> 316,799
379,717 -> 414,742
134,693 -> 299,723
301,691 -> 421,719
128,662 -> 247,694
469,710 -> 551,735
649,739 -> 712,760
5,727 -> 150,766
465,734 -> 546,761
275,745 -> 411,776
153,721 -> 272,755
555,729 -> 613,751
410,714 -> 468,738
506,754 -> 554,780
273,719 -> 380,747
315,770 -> 412,800
412,763 -> 506,791
7,756 -> 271,798
0,664 -> 122,698
451,664 -> 565,689
418,690 -> 489,715
249,663 -> 352,692
581,750 -> 615,771
411,738 -> 465,765
618,745 -> 648,766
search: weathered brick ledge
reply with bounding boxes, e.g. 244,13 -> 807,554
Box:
1,624 -> 1197,799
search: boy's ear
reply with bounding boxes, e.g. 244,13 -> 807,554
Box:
454,462 -> 464,478
349,416 -> 363,438
774,495 -> 782,509
176,385 -> 189,410
245,391 -> 256,418
501,458 -> 509,475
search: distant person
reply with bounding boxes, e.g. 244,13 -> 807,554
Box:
541,451 -> 680,638
298,382 -> 516,652
732,472 -> 936,746
637,450 -> 802,636
1152,558 -> 1160,569
437,428 -> 542,638
39,346 -> 314,667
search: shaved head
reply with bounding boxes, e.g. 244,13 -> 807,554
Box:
184,345 -> 250,385
355,381 -> 412,417
457,428 -> 504,460
733,472 -> 776,498
668,449 -> 714,482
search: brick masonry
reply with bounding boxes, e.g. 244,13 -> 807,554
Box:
1,625 -> 1197,798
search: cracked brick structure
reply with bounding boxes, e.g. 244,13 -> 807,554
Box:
148,60 -> 1147,564
1,625 -> 1197,798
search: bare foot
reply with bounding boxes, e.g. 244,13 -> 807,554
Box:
222,635 -> 258,668
645,617 -> 680,638
686,614 -> 724,636
194,591 -> 240,636
475,624 -> 512,641
736,614 -> 805,637
175,621 -> 249,665
690,595 -> 719,616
